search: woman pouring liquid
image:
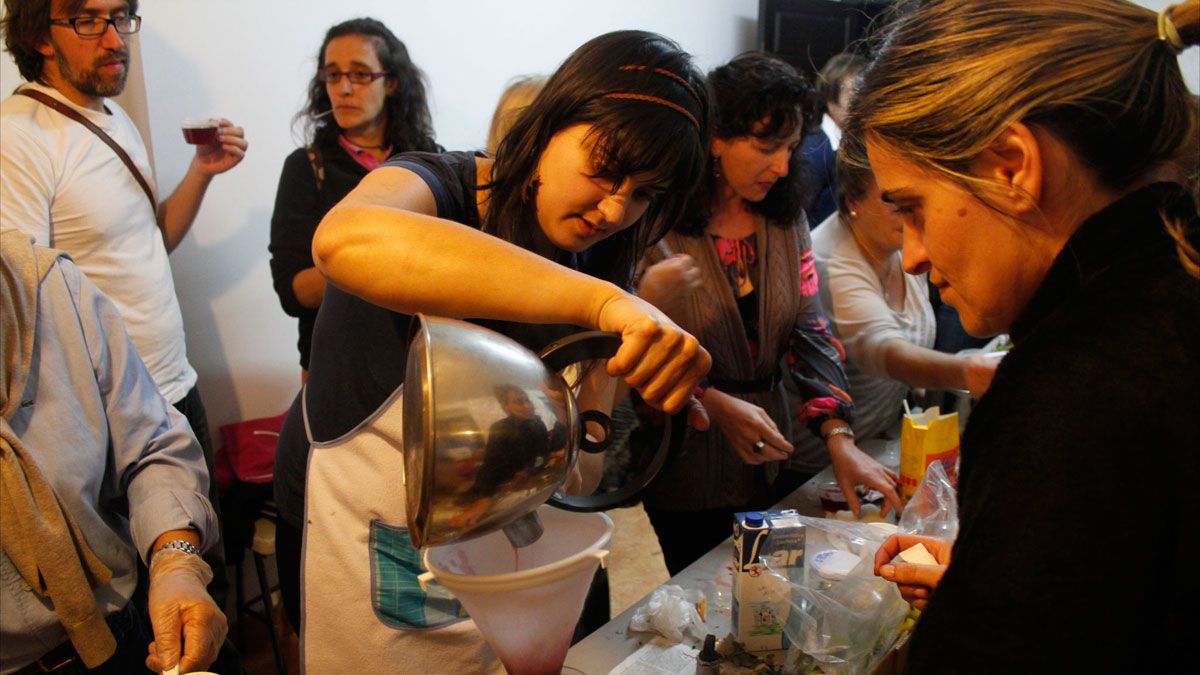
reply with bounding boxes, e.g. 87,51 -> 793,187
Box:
271,30 -> 711,673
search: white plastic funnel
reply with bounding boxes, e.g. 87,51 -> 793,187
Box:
421,506 -> 613,675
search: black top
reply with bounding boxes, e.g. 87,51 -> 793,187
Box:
799,129 -> 836,226
273,151 -> 584,527
905,183 -> 1200,673
268,139 -> 370,369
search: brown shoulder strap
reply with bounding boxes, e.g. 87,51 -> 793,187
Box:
17,89 -> 157,215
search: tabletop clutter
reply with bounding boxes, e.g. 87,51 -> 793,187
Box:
623,407 -> 962,674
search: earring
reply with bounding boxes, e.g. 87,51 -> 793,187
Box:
711,156 -> 722,180
523,176 -> 540,201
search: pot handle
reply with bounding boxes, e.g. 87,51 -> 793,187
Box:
538,331 -> 683,512
537,331 -> 622,372
539,331 -> 622,454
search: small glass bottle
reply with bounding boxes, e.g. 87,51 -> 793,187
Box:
695,634 -> 720,674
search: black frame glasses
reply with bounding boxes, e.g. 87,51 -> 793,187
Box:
49,14 -> 141,37
316,70 -> 391,86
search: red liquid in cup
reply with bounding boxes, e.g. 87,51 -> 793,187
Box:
181,124 -> 219,145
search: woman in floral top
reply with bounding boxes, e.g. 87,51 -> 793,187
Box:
637,53 -> 901,574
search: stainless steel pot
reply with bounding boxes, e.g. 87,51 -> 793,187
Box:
402,315 -> 678,549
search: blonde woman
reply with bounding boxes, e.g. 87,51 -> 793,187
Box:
486,74 -> 547,155
856,1 -> 1200,671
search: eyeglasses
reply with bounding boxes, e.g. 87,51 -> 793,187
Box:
49,14 -> 141,37
317,70 -> 390,86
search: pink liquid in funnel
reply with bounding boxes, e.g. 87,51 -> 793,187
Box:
496,543 -> 571,674
498,634 -> 572,675
427,509 -> 610,675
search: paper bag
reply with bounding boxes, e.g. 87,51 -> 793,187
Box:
899,406 -> 959,502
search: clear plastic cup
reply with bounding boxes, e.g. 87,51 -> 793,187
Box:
181,118 -> 219,145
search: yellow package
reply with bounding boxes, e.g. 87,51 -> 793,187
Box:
899,406 -> 959,502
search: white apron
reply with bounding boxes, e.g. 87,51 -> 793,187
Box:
300,384 -> 502,674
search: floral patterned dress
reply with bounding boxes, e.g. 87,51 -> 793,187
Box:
639,217 -> 854,513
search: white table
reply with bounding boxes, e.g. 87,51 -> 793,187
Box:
565,440 -> 898,674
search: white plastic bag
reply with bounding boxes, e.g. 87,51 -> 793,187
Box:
763,518 -> 908,674
628,584 -> 707,643
898,460 -> 958,541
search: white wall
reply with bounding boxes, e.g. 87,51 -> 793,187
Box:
1,0 -> 760,438
2,0 -> 1196,442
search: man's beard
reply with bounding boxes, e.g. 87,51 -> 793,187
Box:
52,42 -> 128,98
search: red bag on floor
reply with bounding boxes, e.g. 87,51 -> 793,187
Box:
215,413 -> 287,490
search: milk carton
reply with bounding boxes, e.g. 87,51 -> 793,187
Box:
732,510 -> 806,652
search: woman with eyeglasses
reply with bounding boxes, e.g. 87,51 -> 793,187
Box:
271,30 -> 711,672
267,15 -> 440,644
268,17 -> 439,384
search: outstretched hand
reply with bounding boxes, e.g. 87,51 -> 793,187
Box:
963,352 -> 1003,399
874,533 -> 952,610
193,118 -> 247,176
827,436 -> 903,517
637,253 -> 701,315
703,388 -> 793,464
596,293 -> 710,415
145,551 -> 226,674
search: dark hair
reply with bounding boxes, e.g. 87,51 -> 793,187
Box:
296,17 -> 438,153
486,30 -> 709,284
816,52 -> 867,108
493,384 -> 525,406
677,52 -> 815,236
2,0 -> 139,82
834,130 -> 873,220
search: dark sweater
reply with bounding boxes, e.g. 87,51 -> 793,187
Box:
799,129 -> 836,226
905,184 -> 1200,673
268,140 -> 370,370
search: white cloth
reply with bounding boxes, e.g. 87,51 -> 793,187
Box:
811,212 -> 935,439
0,83 -> 196,404
300,385 -> 502,674
820,114 -> 842,152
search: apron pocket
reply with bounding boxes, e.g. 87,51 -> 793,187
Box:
369,519 -> 466,629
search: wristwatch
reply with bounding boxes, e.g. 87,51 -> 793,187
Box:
151,539 -> 200,567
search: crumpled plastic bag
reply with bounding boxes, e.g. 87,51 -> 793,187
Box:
628,584 -> 707,643
763,517 -> 908,674
898,460 -> 958,541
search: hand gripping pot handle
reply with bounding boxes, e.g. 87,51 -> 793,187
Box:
538,331 -> 683,512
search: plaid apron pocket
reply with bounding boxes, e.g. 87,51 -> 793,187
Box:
368,519 -> 467,629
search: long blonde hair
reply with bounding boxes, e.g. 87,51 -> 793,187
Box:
853,0 -> 1200,275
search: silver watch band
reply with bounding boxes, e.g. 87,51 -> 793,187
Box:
822,425 -> 855,442
151,539 -> 200,567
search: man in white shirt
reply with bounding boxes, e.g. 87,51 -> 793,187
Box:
0,0 -> 247,608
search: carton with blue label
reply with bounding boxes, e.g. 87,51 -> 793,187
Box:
732,509 -> 806,652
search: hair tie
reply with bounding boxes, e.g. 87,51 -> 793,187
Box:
602,92 -> 700,130
1157,8 -> 1186,54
